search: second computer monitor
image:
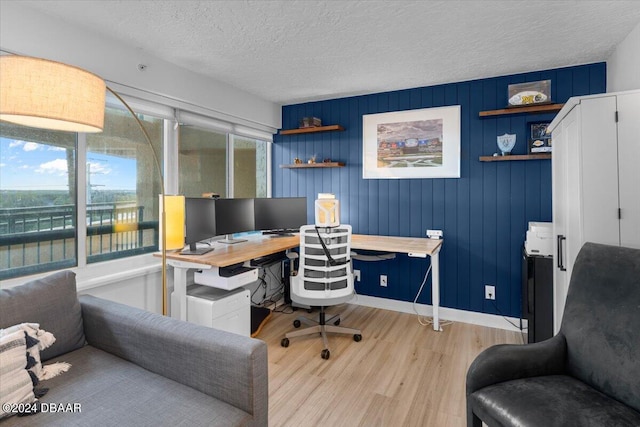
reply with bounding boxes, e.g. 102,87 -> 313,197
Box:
254,197 -> 307,233
215,198 -> 255,243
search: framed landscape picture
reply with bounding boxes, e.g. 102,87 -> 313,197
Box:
362,105 -> 461,179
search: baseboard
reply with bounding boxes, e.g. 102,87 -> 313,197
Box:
350,294 -> 527,332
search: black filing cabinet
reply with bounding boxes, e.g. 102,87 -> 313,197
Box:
522,249 -> 554,343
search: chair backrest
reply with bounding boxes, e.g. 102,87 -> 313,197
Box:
560,242 -> 640,413
290,224 -> 354,306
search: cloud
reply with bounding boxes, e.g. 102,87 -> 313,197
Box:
0,163 -> 5,167
36,158 -> 68,175
47,146 -> 66,151
23,142 -> 43,152
87,161 -> 112,175
9,140 -> 24,148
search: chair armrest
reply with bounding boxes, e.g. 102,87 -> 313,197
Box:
79,295 -> 267,426
466,333 -> 566,396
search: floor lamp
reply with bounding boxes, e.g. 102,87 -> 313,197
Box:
0,55 -> 173,315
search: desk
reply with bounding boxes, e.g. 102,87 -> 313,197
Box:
158,233 -> 444,331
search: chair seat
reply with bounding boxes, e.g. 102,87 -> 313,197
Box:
468,375 -> 640,427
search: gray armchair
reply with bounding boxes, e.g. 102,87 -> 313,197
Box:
466,242 -> 640,427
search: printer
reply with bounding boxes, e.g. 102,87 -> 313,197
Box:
525,222 -> 553,257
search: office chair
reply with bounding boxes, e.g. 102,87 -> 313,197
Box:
280,224 -> 362,359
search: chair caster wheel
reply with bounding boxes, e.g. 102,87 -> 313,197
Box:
321,349 -> 330,359
334,319 -> 341,326
293,319 -> 301,328
281,338 -> 289,347
354,334 -> 362,342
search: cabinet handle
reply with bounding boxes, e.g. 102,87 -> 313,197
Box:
557,235 -> 566,271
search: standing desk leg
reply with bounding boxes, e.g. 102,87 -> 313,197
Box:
172,266 -> 188,322
431,250 -> 442,332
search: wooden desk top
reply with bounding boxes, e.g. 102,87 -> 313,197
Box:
351,234 -> 442,255
159,233 -> 442,268
162,234 -> 300,268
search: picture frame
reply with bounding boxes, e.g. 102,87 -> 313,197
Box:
362,106 -> 461,179
529,121 -> 552,154
530,122 -> 550,139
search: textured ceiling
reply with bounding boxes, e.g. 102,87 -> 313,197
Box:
15,0 -> 640,105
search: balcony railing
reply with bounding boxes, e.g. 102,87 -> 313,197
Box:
0,203 -> 158,280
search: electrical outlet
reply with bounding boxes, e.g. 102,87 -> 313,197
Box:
380,274 -> 388,287
426,229 -> 443,239
485,285 -> 495,300
354,269 -> 361,282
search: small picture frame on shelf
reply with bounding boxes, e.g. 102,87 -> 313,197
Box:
531,122 -> 550,139
529,121 -> 552,153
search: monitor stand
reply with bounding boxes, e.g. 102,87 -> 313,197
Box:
180,243 -> 214,255
219,234 -> 247,244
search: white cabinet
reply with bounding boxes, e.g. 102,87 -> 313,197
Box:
184,285 -> 251,336
549,90 -> 640,332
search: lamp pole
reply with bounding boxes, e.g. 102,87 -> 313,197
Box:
106,88 -> 169,316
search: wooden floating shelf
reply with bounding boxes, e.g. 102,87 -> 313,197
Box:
280,162 -> 345,169
279,124 -> 345,135
479,104 -> 564,117
479,154 -> 552,162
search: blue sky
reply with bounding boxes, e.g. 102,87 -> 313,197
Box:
0,137 -> 137,191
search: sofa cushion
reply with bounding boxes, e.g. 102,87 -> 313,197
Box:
1,323 -> 58,380
0,345 -> 253,427
0,330 -> 36,419
469,375 -> 640,427
0,271 -> 85,361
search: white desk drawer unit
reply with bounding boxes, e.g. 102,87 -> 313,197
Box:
185,285 -> 250,336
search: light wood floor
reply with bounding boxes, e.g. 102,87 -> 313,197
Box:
258,303 -> 523,427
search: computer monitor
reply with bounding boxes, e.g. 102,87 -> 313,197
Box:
214,198 -> 255,244
254,197 -> 307,236
182,197 -> 217,255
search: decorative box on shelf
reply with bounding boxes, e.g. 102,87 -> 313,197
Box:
299,117 -> 322,128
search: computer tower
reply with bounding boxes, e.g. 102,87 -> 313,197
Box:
522,249 -> 554,343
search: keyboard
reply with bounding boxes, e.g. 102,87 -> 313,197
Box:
250,251 -> 287,267
218,265 -> 255,278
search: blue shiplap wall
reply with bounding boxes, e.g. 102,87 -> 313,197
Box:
273,63 -> 606,318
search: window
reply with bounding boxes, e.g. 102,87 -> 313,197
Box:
179,126 -> 227,198
179,127 -> 269,199
0,123 -> 78,279
85,106 -> 164,263
231,135 -> 268,198
1,92 -> 272,280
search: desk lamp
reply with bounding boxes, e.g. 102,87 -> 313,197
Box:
0,55 -> 172,315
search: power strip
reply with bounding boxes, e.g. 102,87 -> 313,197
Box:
426,229 -> 443,239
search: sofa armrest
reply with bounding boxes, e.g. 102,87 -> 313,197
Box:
466,333 -> 566,396
79,295 -> 267,427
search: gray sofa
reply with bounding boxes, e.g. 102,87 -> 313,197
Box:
0,270 -> 268,426
466,242 -> 640,426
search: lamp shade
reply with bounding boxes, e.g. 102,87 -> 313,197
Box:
160,195 -> 185,251
0,56 -> 105,133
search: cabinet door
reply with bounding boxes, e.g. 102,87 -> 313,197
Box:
552,107 -> 578,332
580,96 -> 620,247
617,92 -> 640,248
